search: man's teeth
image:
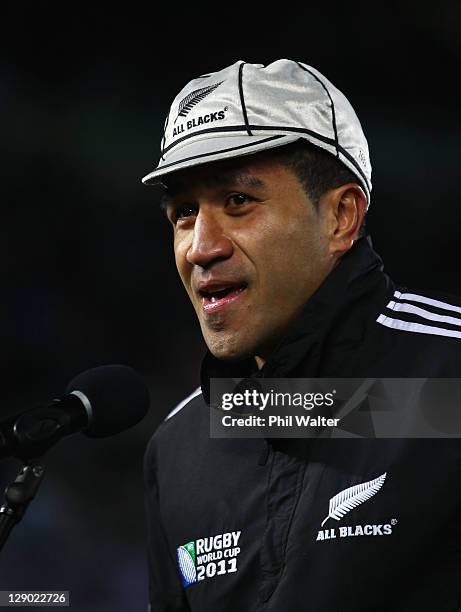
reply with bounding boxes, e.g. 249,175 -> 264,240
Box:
208,288 -> 231,300
203,285 -> 246,302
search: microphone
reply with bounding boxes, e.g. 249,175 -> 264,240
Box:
0,365 -> 150,461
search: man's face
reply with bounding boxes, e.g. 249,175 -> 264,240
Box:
164,152 -> 334,362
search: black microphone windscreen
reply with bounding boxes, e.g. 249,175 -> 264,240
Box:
65,365 -> 150,437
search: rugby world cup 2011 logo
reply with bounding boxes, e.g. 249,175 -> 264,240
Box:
176,530 -> 242,587
177,541 -> 197,587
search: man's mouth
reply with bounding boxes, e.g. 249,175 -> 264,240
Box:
198,283 -> 248,313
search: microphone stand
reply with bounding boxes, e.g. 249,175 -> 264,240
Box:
0,398 -> 74,551
0,398 -> 82,552
0,459 -> 45,551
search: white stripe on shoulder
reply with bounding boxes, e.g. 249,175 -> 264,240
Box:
387,300 -> 461,327
394,291 -> 461,315
165,386 -> 202,421
377,314 -> 461,339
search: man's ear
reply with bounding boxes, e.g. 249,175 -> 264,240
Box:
321,183 -> 367,257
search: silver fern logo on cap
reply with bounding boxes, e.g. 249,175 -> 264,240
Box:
175,81 -> 223,122
321,472 -> 387,527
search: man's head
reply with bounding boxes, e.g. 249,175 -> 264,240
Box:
161,141 -> 366,363
142,59 -> 371,363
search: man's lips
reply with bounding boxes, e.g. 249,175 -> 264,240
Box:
197,281 -> 248,314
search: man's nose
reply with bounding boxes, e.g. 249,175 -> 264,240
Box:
186,210 -> 233,268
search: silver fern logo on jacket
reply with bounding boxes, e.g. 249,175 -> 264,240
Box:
316,473 -> 398,541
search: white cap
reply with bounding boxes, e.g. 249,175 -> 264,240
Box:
141,59 -> 372,203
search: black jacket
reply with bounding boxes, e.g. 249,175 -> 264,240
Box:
145,237 -> 461,611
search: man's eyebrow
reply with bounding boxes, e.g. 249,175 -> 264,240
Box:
158,170 -> 267,211
163,170 -> 266,195
209,171 -> 266,190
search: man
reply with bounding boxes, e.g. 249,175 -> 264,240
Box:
142,60 -> 461,611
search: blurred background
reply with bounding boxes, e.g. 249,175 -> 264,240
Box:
1,3 -> 460,610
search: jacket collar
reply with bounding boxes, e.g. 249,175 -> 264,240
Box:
201,236 -> 387,402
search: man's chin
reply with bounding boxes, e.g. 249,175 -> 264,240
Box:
203,330 -> 254,363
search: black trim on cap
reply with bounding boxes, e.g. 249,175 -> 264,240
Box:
161,125 -> 253,156
147,136 -> 285,175
248,125 -> 369,190
238,63 -> 252,136
158,123 -> 370,191
337,146 -> 369,189
296,61 -> 339,158
160,123 -> 338,158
